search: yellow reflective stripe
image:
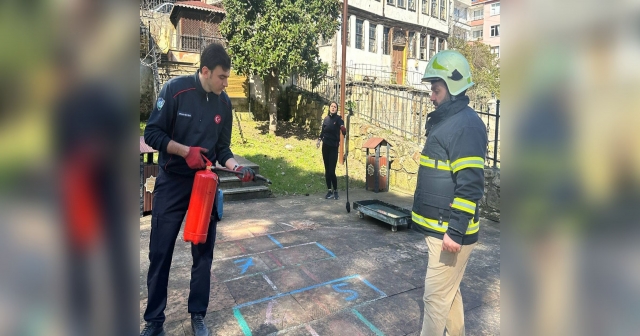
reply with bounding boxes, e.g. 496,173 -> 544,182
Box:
453,163 -> 484,172
451,156 -> 484,167
412,212 -> 480,235
437,161 -> 451,171
412,212 -> 447,232
451,197 -> 476,214
420,156 -> 436,168
450,157 -> 484,173
467,220 -> 480,234
420,155 -> 451,171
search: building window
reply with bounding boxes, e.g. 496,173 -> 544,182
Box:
472,9 -> 483,20
408,0 -> 416,11
454,7 -> 466,21
398,0 -> 405,9
472,29 -> 483,40
387,0 -> 395,6
490,2 -> 500,15
491,24 -> 499,37
438,37 -> 445,51
440,0 -> 446,20
383,27 -> 391,55
431,0 -> 438,18
420,35 -> 428,60
369,24 -> 377,53
429,36 -> 436,58
491,46 -> 500,58
422,0 -> 428,14
408,32 -> 416,58
356,19 -> 364,49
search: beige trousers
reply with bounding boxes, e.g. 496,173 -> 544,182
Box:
420,236 -> 476,336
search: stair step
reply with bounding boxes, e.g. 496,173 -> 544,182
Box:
219,175 -> 266,189
220,186 -> 271,202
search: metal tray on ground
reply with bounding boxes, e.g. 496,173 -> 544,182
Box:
352,199 -> 412,232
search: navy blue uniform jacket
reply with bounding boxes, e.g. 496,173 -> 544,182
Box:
144,71 -> 234,176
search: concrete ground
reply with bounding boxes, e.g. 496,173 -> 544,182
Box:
140,188 -> 500,335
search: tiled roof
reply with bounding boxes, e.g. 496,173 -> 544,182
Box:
173,1 -> 225,14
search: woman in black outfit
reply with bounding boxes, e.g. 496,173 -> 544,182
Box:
316,101 -> 346,199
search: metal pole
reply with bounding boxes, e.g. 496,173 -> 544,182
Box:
493,100 -> 500,167
419,93 -> 423,142
339,0 -> 348,165
386,142 -> 390,191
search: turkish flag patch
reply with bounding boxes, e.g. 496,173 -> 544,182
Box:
215,115 -> 222,124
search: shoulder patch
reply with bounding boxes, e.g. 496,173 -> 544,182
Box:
157,97 -> 165,110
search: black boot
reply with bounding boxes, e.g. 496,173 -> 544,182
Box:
333,190 -> 339,200
191,314 -> 209,336
140,322 -> 164,336
325,190 -> 334,199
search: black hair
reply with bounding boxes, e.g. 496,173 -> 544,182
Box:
328,101 -> 338,115
200,43 -> 231,72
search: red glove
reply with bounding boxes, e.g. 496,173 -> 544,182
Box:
340,125 -> 347,135
235,165 -> 255,182
185,146 -> 208,169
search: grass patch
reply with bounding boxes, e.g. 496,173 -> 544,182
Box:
230,120 -> 366,196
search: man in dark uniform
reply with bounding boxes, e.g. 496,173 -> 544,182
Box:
141,43 -> 255,336
412,50 -> 488,336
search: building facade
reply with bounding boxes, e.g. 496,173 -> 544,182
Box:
451,0 -> 472,41
318,0 -> 451,87
469,0 -> 499,57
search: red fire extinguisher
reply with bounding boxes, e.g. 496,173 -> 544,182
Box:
183,156 -> 219,245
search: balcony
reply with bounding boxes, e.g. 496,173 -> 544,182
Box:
171,34 -> 227,53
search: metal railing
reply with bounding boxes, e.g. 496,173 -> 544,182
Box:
170,34 -> 226,53
343,63 -> 427,89
349,82 -> 432,142
472,99 -> 501,167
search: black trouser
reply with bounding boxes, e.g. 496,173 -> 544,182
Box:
322,144 -> 339,190
144,168 -> 217,324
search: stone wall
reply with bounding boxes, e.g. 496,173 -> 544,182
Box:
479,168 -> 500,222
345,115 -> 423,193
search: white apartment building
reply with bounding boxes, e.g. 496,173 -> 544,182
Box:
451,0 -> 472,41
318,0 -> 451,87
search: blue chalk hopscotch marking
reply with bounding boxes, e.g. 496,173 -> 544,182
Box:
234,257 -> 254,275
315,242 -> 336,257
267,234 -> 284,248
352,309 -> 385,336
233,308 -> 253,336
359,277 -> 387,297
331,282 -> 359,301
232,274 -> 387,334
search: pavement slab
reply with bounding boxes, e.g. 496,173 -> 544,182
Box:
140,188 -> 500,335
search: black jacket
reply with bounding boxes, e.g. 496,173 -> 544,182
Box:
144,71 -> 234,176
411,97 -> 488,245
319,113 -> 345,147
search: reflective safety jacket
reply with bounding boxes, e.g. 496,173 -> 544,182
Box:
412,102 -> 488,245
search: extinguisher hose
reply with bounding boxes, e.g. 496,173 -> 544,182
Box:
210,166 -> 272,185
202,155 -> 272,184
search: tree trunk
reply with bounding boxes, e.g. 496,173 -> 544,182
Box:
265,70 -> 280,135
